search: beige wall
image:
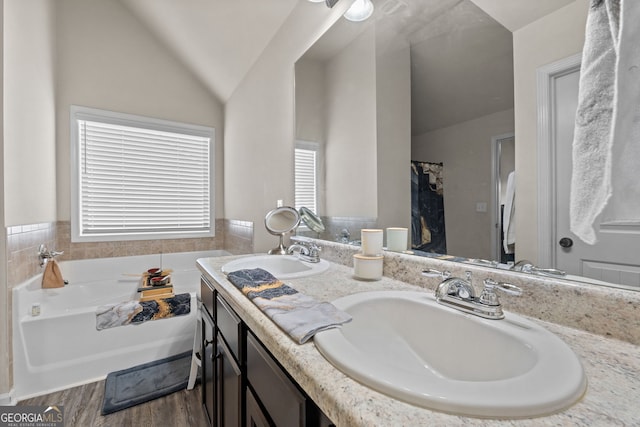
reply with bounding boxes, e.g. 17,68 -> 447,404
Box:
55,0 -> 224,222
295,58 -> 327,215
4,0 -> 57,227
225,1 -> 354,252
295,58 -> 326,145
513,0 -> 588,263
375,42 -> 411,232
325,27 -> 377,218
2,0 -> 56,398
413,109 -> 514,259
0,0 -> 6,400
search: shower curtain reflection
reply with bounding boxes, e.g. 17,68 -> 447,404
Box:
411,161 -> 446,254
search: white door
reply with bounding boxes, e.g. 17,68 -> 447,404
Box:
553,64 -> 640,289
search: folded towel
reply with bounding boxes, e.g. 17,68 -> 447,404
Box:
96,300 -> 143,330
96,293 -> 191,330
226,268 -> 352,344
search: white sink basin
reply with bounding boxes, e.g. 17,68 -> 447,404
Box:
314,291 -> 587,418
221,255 -> 330,279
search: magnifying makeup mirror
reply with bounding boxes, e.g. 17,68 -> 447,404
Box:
299,206 -> 325,235
265,206 -> 301,254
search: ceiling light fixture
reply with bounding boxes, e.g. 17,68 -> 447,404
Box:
344,0 -> 374,22
308,0 -> 340,8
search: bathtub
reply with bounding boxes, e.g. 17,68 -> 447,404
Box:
12,250 -> 230,400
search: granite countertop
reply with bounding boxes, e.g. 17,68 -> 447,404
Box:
197,255 -> 640,427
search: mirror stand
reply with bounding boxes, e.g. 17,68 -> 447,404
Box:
264,206 -> 301,255
268,235 -> 289,255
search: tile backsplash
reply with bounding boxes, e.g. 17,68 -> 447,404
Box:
6,219 -> 254,288
6,223 -> 56,289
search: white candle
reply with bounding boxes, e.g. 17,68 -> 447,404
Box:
361,229 -> 383,256
353,254 -> 383,281
386,227 -> 408,252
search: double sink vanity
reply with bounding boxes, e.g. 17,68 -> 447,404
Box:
196,241 -> 640,426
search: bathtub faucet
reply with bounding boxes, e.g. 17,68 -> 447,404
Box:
38,244 -> 64,267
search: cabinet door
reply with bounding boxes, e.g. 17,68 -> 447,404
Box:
217,333 -> 242,427
247,333 -> 306,427
246,388 -> 272,427
201,314 -> 216,426
216,294 -> 242,362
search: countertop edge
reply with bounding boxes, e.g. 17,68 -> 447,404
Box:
196,255 -> 640,427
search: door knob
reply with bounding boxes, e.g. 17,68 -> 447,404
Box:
559,237 -> 573,248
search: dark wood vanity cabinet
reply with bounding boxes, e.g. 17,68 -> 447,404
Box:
201,277 -> 243,427
200,275 -> 335,427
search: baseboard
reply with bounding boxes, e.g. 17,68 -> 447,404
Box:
0,389 -> 17,406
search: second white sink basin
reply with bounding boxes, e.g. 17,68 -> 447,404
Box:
314,291 -> 587,418
221,255 -> 330,279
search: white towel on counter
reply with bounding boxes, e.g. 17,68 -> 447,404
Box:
502,171 -> 516,254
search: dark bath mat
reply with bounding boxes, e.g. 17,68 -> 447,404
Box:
101,350 -> 194,415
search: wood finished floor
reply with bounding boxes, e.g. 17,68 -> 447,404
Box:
18,380 -> 209,427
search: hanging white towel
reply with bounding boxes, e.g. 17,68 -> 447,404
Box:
605,0 -> 640,224
502,171 -> 515,254
570,0 -> 619,245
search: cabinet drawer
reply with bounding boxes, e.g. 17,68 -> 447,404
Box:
216,294 -> 242,362
247,332 -> 306,427
201,277 -> 215,318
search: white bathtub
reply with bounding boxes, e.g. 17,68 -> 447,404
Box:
12,250 -> 230,400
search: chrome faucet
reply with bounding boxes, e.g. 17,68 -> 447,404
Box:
424,269 -> 522,320
511,260 -> 566,277
38,244 -> 64,267
287,236 -> 322,263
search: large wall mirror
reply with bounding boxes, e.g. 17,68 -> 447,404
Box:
294,0 -> 639,291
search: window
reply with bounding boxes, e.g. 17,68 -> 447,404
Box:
71,106 -> 214,242
294,141 -> 319,214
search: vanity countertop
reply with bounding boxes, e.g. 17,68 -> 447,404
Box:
197,256 -> 640,427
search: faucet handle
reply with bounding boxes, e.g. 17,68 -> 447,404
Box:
479,278 -> 522,306
307,241 -> 321,256
422,269 -> 451,279
38,244 -> 64,267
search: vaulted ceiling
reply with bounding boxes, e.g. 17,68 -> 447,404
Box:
118,0 -> 576,121
118,0 -> 298,102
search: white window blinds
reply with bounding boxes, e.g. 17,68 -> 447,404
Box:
295,143 -> 318,214
73,107 -> 213,241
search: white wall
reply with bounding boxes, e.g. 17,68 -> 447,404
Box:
3,0 -> 56,226
295,58 -> 326,145
413,109 -> 514,259
55,0 -> 225,221
2,0 -> 55,395
375,42 -> 412,233
0,0 -> 7,399
324,27 -> 377,218
225,1 -> 354,252
513,0 -> 588,263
